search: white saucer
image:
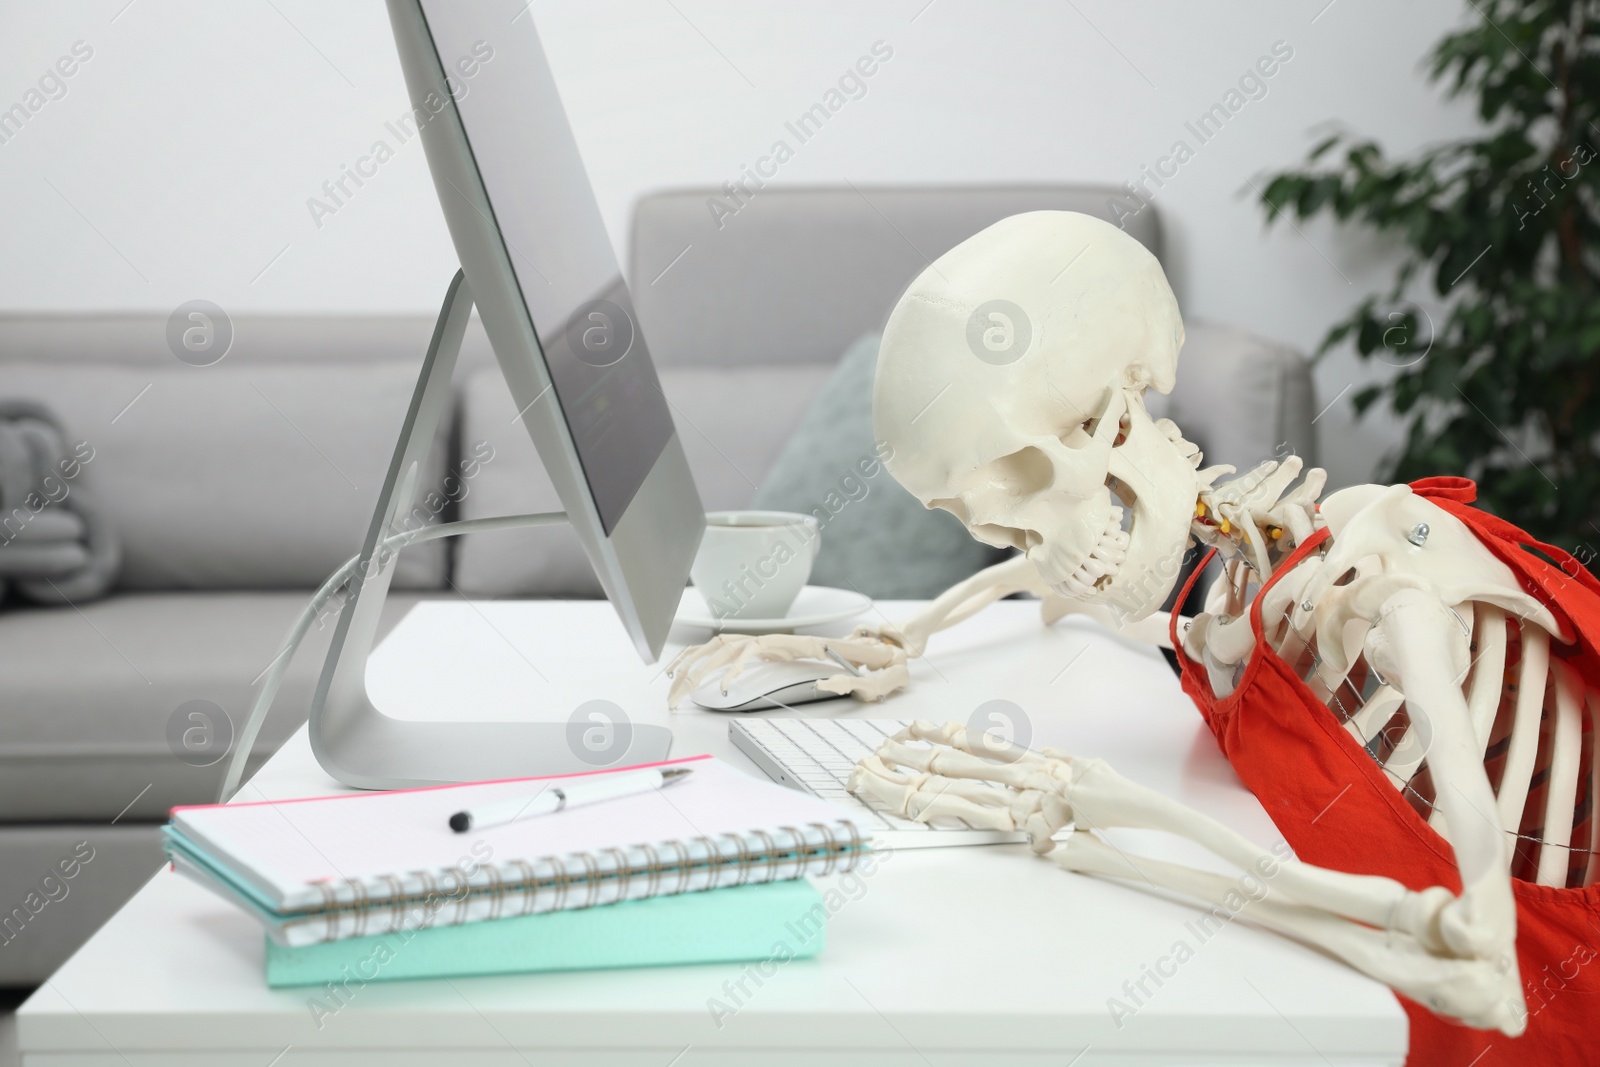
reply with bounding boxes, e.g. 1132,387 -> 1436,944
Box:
675,585 -> 873,634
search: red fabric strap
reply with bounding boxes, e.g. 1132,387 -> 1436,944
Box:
1168,546 -> 1218,654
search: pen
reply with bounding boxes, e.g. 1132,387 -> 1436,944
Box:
448,767 -> 693,833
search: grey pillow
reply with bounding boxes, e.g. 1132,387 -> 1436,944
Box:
750,334 -> 1005,598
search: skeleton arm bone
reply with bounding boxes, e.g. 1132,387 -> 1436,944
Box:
666,554 -> 1180,708
1057,833 -> 1519,1031
885,553 -> 1176,656
852,718 -> 1527,1035
1367,588 -> 1518,965
665,556 -> 1056,707
666,557 -> 1055,707
879,554 -> 1055,657
861,724 -> 1454,945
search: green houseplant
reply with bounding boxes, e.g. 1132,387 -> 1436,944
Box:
1259,0 -> 1600,568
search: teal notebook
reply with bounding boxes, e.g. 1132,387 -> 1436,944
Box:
265,878 -> 825,988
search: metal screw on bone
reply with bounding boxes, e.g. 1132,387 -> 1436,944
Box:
1300,599 -> 1314,613
1406,522 -> 1430,547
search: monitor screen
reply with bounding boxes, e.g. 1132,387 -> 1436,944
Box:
418,1 -> 675,534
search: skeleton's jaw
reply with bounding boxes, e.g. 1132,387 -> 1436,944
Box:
1038,408 -> 1203,623
1044,493 -> 1191,623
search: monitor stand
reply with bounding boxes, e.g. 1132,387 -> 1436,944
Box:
306,270 -> 673,790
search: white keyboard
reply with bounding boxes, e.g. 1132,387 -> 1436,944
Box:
729,718 -> 1029,849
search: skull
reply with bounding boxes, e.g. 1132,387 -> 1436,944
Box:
874,211 -> 1201,621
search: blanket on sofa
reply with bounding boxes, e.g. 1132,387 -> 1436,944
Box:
0,400 -> 119,604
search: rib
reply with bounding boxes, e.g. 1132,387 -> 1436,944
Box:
1465,605 -> 1507,758
1344,684 -> 1404,749
1535,662 -> 1584,886
1496,627 -> 1550,838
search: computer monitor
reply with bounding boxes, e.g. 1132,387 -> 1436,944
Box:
302,0 -> 705,789
395,0 -> 704,659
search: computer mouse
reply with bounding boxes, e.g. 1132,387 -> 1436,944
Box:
690,659 -> 853,712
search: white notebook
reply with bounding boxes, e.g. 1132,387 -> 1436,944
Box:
166,755 -> 867,945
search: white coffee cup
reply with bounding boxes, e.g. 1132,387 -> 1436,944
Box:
690,510 -> 821,621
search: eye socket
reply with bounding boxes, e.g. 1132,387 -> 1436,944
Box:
979,446 -> 1054,497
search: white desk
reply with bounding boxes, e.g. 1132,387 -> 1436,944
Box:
19,601 -> 1406,1065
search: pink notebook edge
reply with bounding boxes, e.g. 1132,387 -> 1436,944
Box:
170,753 -> 716,817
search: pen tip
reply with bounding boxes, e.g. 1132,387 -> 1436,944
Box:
661,767 -> 693,782
448,812 -> 471,833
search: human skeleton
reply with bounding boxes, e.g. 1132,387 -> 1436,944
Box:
667,212 -> 1591,1036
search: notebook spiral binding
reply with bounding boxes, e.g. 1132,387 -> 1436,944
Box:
302,820 -> 865,943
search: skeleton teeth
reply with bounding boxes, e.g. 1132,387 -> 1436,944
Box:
1061,573 -> 1095,598
1079,555 -> 1115,579
1055,513 -> 1133,599
1095,543 -> 1127,566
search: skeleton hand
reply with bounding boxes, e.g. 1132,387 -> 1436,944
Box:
849,720 -> 1079,851
665,629 -> 908,708
1195,456 -> 1326,575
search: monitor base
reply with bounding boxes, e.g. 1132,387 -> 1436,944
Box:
306,270 -> 672,790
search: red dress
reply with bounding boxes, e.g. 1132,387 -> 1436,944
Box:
1169,478 -> 1600,1066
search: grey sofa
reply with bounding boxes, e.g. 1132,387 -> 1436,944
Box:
0,185 -> 1315,986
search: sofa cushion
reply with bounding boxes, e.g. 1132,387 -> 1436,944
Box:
0,591 -> 428,822
0,362 -> 450,590
750,334 -> 1008,598
454,363 -> 833,597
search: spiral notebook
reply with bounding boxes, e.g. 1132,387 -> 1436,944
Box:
165,754 -> 868,947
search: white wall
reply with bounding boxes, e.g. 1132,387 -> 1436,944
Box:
0,0 -> 1481,487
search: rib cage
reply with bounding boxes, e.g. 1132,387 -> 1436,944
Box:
1258,591 -> 1595,889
